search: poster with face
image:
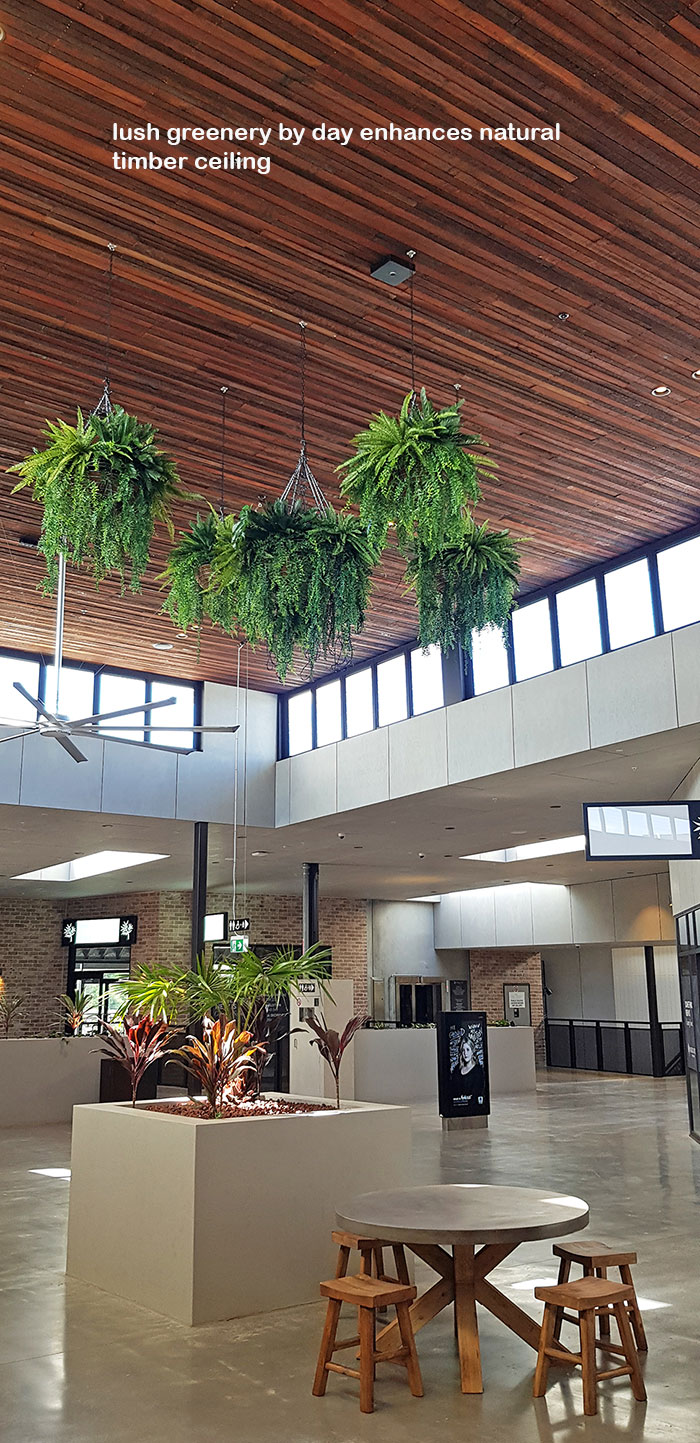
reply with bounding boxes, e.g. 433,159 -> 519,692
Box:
437,1012 -> 490,1118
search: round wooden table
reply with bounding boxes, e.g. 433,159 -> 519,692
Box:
336,1183 -> 589,1393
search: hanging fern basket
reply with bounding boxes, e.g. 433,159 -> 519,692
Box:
338,387 -> 496,554
209,498 -> 376,681
9,405 -> 189,593
405,518 -> 522,654
160,512 -> 238,637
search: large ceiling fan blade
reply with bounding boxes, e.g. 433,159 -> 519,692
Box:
79,723 -> 240,734
71,731 -> 193,755
69,695 -> 177,729
0,728 -> 40,744
53,733 -> 88,764
13,681 -> 58,725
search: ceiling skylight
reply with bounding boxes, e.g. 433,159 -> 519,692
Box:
13,850 -> 169,882
461,835 -> 586,864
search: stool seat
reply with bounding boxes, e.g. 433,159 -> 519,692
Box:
332,1229 -> 385,1250
321,1275 -> 416,1309
554,1239 -> 637,1268
536,1278 -> 634,1311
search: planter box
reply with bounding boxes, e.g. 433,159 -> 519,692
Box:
0,1037 -> 102,1126
66,1094 -> 411,1325
354,1025 -> 537,1105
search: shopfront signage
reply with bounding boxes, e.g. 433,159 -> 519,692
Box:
436,1012 -> 490,1120
62,915 -> 138,946
583,802 -> 700,862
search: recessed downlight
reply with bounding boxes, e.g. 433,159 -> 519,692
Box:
651,385 -> 671,397
692,371 -> 700,381
152,641 -> 173,651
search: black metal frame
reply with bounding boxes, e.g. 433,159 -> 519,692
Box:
0,642 -> 202,751
545,1017 -> 684,1078
674,902 -> 700,1144
278,517 -> 700,759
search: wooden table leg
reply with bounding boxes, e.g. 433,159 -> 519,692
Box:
376,1273 -> 454,1350
454,1244 -> 483,1394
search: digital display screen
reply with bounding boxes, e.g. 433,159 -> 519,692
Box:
583,802 -> 699,861
437,1012 -> 490,1119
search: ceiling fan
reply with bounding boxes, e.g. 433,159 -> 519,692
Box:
0,682 -> 238,765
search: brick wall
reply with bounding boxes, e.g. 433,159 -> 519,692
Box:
469,948 -> 545,1066
0,890 -> 368,1035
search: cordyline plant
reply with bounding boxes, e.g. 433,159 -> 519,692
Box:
57,987 -> 95,1036
305,1012 -> 368,1108
338,388 -> 496,555
96,1012 -> 174,1106
173,1018 -> 262,1118
122,944 -> 332,1097
9,405 -> 191,593
209,501 -> 376,681
405,517 -> 523,654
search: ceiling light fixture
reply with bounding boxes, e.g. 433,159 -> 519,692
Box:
691,370 -> 700,381
651,385 -> 671,397
251,850 -> 269,857
152,641 -> 173,651
13,849 -> 168,882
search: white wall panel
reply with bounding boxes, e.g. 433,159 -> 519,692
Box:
103,741 -> 177,819
447,689 -> 514,784
460,887 -> 498,947
672,623 -> 700,727
20,731 -> 104,812
274,756 -> 291,828
337,728 -> 389,812
612,947 -> 648,1021
612,875 -> 663,943
0,732 -> 23,805
289,744 -> 337,823
494,883 -> 534,947
433,891 -> 462,949
586,634 -> 677,748
513,664 -> 590,767
389,710 -> 447,798
531,883 -> 573,945
654,945 -> 681,1024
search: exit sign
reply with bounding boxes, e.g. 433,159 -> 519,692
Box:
230,936 -> 250,955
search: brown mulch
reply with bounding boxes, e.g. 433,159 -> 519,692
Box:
144,1097 -> 335,1120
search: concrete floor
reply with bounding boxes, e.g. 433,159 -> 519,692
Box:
1,1072 -> 698,1442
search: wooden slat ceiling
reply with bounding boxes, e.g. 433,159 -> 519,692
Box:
0,0 -> 699,692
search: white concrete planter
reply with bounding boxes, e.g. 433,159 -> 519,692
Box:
0,1037 -> 102,1126
354,1026 -> 537,1105
66,1094 -> 412,1325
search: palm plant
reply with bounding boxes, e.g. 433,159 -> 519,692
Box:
96,1012 -> 174,1107
0,983 -> 23,1038
123,945 -> 332,1097
9,405 -> 190,592
338,388 -> 496,554
172,1018 -> 262,1117
405,517 -> 522,653
58,987 -> 95,1036
305,1012 -> 368,1108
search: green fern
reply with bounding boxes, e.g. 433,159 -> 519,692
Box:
159,512 -> 238,637
405,518 -> 522,654
9,405 -> 190,592
338,388 -> 496,554
209,500 -> 376,681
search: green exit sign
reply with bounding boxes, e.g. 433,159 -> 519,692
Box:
230,936 -> 250,955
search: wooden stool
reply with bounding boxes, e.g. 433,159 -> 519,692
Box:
313,1274 -> 423,1414
332,1229 -> 410,1285
534,1278 -> 647,1417
552,1240 -> 648,1353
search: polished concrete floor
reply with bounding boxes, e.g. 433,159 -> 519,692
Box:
2,1072 -> 699,1442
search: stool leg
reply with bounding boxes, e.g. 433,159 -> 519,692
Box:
313,1298 -> 341,1397
581,1310 -> 597,1416
335,1245 -> 351,1279
396,1301 -> 424,1397
552,1256 -> 571,1344
373,1245 -> 385,1279
596,1266 -> 611,1339
533,1304 -> 556,1398
359,1305 -> 375,1414
613,1302 -> 647,1401
393,1243 -> 410,1285
620,1264 -> 648,1352
359,1245 -> 373,1276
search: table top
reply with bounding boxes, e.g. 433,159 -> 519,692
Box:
336,1184 -> 589,1247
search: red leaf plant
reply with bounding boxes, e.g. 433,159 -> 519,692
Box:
173,1018 -> 263,1118
305,1013 -> 368,1108
97,1012 -> 175,1107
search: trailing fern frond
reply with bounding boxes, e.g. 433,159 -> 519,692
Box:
405,517 -> 522,654
159,512 -> 238,637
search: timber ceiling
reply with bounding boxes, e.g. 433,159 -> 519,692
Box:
0,0 -> 699,692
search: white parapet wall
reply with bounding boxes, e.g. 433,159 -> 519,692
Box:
354,1026 -> 536,1106
66,1094 -> 412,1325
0,1037 -> 102,1126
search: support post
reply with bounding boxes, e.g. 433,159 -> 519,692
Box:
645,944 -> 665,1077
191,822 -> 209,970
302,862 -> 319,951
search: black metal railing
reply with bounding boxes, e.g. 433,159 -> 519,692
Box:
545,1018 -> 684,1077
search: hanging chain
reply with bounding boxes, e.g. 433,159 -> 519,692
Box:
219,386 -> 229,515
92,242 -> 116,418
279,319 -> 327,512
409,270 -> 416,394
